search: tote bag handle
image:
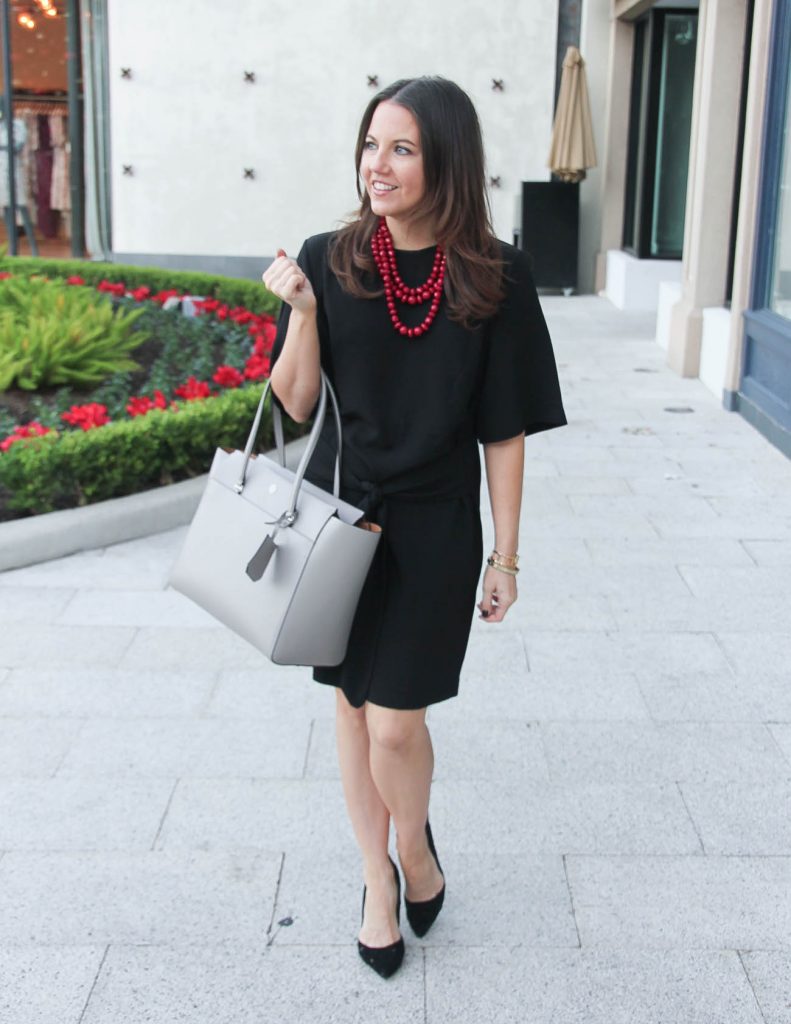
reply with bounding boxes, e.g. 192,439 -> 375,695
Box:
233,370 -> 343,521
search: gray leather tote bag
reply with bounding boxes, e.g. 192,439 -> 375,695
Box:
168,370 -> 382,666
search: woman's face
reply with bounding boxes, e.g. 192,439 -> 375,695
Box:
360,101 -> 426,226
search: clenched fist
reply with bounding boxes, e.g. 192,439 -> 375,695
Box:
262,248 -> 317,315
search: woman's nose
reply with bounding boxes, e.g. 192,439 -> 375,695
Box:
370,151 -> 390,175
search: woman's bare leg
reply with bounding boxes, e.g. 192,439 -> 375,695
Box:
334,687 -> 400,947
364,702 -> 445,903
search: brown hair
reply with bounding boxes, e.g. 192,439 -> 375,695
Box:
327,76 -> 506,329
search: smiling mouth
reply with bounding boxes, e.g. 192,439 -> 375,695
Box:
372,181 -> 397,194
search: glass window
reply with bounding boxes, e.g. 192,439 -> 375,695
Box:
651,14 -> 697,255
623,9 -> 698,260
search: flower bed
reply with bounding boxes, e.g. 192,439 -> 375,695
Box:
0,262 -> 302,521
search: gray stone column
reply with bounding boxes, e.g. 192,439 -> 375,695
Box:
594,11 -> 633,293
666,0 -> 750,376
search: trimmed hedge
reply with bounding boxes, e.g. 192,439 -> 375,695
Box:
0,255 -> 280,316
0,385 -> 306,517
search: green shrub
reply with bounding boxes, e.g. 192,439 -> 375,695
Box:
0,255 -> 280,316
0,385 -> 305,516
0,276 -> 149,390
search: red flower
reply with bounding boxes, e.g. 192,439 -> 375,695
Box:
126,389 -> 169,417
215,304 -> 230,321
0,271 -> 13,281
173,376 -> 211,400
129,285 -> 151,302
212,365 -> 244,388
244,354 -> 271,381
61,402 -> 110,430
65,275 -> 85,286
97,280 -> 126,297
0,421 -> 53,452
152,288 -> 181,305
252,321 -> 277,356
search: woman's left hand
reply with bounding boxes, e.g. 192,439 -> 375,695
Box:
477,565 -> 517,622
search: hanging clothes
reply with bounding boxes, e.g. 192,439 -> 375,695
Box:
49,113 -> 70,215
0,117 -> 30,221
35,115 -> 57,238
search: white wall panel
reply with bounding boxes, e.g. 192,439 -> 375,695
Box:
107,0 -> 558,258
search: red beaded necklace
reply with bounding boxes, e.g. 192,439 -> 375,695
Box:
370,218 -> 446,338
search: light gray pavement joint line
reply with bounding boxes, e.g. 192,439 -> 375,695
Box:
736,950 -> 770,1024
77,943 -> 111,1024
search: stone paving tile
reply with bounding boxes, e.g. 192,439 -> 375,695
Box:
0,717 -> 85,777
635,670 -> 789,722
424,947 -> 764,1024
0,850 -> 281,945
271,848 -> 576,948
740,951 -> 791,1024
0,545 -> 171,591
679,780 -> 791,854
205,666 -> 336,719
118,626 -> 266,671
54,715 -> 311,779
540,721 -> 791,784
55,588 -> 218,628
434,669 -> 650,723
522,629 -> 732,676
79,944 -> 424,1024
715,632 -> 791,676
742,539 -> 791,565
0,625 -> 137,669
0,586 -> 76,623
0,945 -> 106,1024
567,855 -> 791,949
584,535 -> 755,568
0,668 -> 218,718
0,778 -> 173,850
423,779 -> 701,856
154,778 -> 359,853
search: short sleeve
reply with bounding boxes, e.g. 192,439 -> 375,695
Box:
267,238 -> 323,416
475,247 -> 568,444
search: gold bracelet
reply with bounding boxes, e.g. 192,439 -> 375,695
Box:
491,548 -> 519,568
487,556 -> 519,575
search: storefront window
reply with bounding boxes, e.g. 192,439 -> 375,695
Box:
769,51 -> 791,319
623,8 -> 698,260
651,14 -> 697,255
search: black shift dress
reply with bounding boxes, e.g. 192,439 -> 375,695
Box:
269,231 -> 567,710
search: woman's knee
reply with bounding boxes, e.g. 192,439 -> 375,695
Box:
365,703 -> 426,752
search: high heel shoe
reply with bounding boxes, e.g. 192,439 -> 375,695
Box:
357,854 -> 405,979
403,819 -> 445,937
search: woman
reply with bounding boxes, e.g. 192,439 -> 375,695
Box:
263,76 -> 567,979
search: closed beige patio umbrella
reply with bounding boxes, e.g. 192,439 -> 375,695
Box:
548,45 -> 597,183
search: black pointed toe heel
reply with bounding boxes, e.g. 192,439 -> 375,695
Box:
357,854 -> 405,979
404,819 -> 445,938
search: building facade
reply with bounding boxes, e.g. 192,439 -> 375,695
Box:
587,0 -> 791,457
2,0 -> 789,458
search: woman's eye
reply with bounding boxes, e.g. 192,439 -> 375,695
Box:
364,141 -> 376,150
395,146 -> 410,155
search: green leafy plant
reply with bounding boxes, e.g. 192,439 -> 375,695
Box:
0,276 -> 150,391
0,385 -> 307,517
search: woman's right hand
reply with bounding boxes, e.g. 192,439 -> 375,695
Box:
262,248 -> 317,315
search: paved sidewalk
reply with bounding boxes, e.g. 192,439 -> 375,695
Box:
1,295 -> 790,1023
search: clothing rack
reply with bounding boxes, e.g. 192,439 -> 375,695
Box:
11,92 -> 68,116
